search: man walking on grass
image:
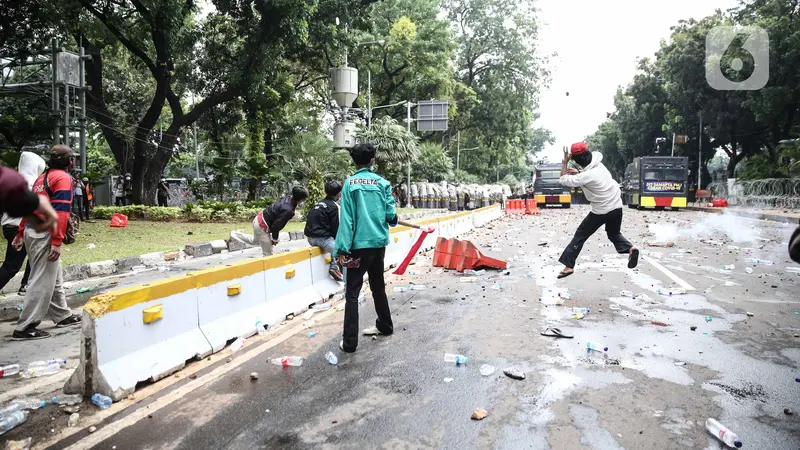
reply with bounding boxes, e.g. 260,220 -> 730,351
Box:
335,143 -> 397,353
11,145 -> 82,340
305,181 -> 344,282
556,142 -> 639,279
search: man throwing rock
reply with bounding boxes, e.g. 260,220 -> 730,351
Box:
557,142 -> 638,279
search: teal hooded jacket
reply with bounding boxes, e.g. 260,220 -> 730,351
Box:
334,168 -> 398,257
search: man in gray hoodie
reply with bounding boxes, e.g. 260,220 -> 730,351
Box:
556,142 -> 639,279
0,152 -> 46,294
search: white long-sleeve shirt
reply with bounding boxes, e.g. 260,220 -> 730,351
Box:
559,152 -> 623,215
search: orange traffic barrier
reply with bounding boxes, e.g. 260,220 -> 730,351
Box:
433,237 -> 508,272
524,199 -> 540,215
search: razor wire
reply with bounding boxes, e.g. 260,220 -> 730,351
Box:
710,178 -> 800,209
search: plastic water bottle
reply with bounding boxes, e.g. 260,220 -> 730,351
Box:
656,287 -> 687,296
586,342 -> 608,352
745,267 -> 753,274
619,290 -> 634,297
51,394 -> 83,406
21,361 -> 60,378
572,307 -> 591,314
312,304 -> 332,311
558,292 -> 572,300
91,393 -> 112,409
269,356 -> 304,366
705,418 -> 742,448
325,351 -> 338,365
29,359 -> 67,368
0,410 -> 27,435
0,364 -> 20,378
255,321 -> 266,336
747,258 -> 773,266
722,265 -> 735,270
0,398 -> 45,415
444,353 -> 468,365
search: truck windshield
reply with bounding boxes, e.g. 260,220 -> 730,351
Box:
538,170 -> 560,179
643,169 -> 685,181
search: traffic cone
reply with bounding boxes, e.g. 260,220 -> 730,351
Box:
433,237 -> 508,272
524,199 -> 540,215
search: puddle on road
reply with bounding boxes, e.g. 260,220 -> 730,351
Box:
569,404 -> 625,450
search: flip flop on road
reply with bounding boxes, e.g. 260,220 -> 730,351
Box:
628,248 -> 640,269
557,269 -> 574,279
540,327 -> 574,338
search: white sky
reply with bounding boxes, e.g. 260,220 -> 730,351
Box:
534,0 -> 739,163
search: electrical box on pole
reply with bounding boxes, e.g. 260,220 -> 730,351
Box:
334,121 -> 358,149
330,67 -> 358,108
416,100 -> 449,131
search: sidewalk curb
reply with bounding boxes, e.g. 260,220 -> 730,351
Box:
0,209 -> 446,319
686,206 -> 800,224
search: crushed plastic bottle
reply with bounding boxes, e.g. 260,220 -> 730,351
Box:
0,410 -> 27,435
572,307 -> 590,314
51,394 -> 83,406
747,257 -> 773,266
463,269 -> 486,276
255,320 -> 266,336
312,304 -> 333,311
0,398 -> 45,416
619,290 -> 634,297
705,418 -> 742,448
745,267 -> 754,274
270,356 -> 304,366
444,353 -> 468,365
479,364 -> 495,376
68,412 -> 80,427
91,393 -> 112,409
229,337 -> 244,352
325,352 -> 338,365
722,265 -> 735,270
586,342 -> 608,352
307,331 -> 316,338
29,359 -> 67,368
656,287 -> 687,296
557,292 -> 572,300
0,364 -> 20,378
20,361 -> 61,378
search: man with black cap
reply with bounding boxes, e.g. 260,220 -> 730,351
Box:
556,142 -> 639,279
10,145 -> 82,340
305,180 -> 344,282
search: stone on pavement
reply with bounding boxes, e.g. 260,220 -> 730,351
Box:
114,255 -> 143,272
184,243 -> 213,257
209,240 -> 227,254
87,260 -> 116,277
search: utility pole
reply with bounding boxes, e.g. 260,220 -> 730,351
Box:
192,92 -> 200,178
367,70 -> 371,129
406,100 -> 412,207
79,41 -> 87,173
51,38 -> 59,146
671,133 -> 676,157
456,130 -> 460,181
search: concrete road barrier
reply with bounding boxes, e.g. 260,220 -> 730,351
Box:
66,205 -> 503,401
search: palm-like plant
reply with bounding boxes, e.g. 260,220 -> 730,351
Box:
357,116 -> 420,168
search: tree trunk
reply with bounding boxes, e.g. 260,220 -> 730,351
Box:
247,178 -> 258,201
141,132 -> 179,206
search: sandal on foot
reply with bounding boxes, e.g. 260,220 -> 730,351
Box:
540,327 -> 574,338
628,248 -> 640,269
557,270 -> 574,279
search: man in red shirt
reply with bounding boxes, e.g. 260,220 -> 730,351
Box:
11,145 -> 82,340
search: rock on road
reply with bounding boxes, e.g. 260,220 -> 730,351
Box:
10,206 -> 800,449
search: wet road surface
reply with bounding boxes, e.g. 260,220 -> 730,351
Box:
23,207 -> 800,449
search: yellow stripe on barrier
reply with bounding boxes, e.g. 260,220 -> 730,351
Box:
193,259 -> 265,288
264,248 -> 314,269
84,275 -> 196,318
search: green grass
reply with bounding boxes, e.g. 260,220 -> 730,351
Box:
0,220 -> 306,266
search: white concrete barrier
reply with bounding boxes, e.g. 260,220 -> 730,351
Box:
65,277 -> 212,400
66,205 -> 503,401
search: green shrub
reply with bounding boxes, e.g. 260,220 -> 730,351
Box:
91,205 -> 182,221
90,204 -> 252,223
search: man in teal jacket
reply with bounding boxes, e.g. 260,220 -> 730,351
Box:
334,143 -> 398,353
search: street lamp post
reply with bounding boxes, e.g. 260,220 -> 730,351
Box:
354,40 -> 384,130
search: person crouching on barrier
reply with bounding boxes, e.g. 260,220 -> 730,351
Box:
230,186 -> 308,256
305,181 -> 344,282
334,143 -> 397,353
557,142 -> 639,279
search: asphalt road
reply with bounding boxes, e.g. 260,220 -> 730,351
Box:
7,206 -> 800,449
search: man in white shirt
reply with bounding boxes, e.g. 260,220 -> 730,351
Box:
556,142 -> 639,279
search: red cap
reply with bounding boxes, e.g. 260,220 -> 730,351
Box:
571,142 -> 588,155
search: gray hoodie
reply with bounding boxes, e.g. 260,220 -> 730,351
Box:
1,152 -> 46,228
558,152 -> 623,215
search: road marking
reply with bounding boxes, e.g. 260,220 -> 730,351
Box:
34,304 -> 342,450
643,256 -> 695,291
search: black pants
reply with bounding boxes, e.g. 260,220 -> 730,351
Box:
157,194 -> 168,207
343,247 -> 393,352
0,225 -> 31,291
115,196 -> 126,206
73,195 -> 85,220
83,198 -> 91,220
559,208 -> 633,269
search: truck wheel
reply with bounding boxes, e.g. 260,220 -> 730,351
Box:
628,203 -> 637,209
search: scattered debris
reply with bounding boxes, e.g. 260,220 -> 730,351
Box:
651,321 -> 669,327
62,406 -> 80,414
503,369 -> 525,380
571,312 -> 585,320
88,426 -> 97,433
443,377 -> 454,383
230,337 -> 244,352
746,312 -> 754,317
67,413 -> 80,427
690,326 -> 697,331
410,305 -> 417,309
479,364 -> 496,376
471,407 -> 488,420
4,438 -> 32,450
250,372 -> 259,381
86,243 -> 96,249
307,331 -> 316,338
325,352 -> 338,365
705,316 -> 713,322
285,313 -> 295,321
647,242 -> 675,248
674,362 -> 686,366
785,408 -> 793,415
372,335 -> 378,340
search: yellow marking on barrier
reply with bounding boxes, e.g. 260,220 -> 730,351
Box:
142,305 -> 163,324
394,237 -> 399,243
84,276 -> 196,318
285,266 -> 296,279
192,259 -> 265,288
227,284 -> 242,296
324,255 -> 332,264
264,248 -> 313,269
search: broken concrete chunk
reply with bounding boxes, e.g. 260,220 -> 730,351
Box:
471,407 -> 488,420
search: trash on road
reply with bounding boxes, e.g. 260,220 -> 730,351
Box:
479,364 -> 496,376
503,369 -> 525,380
0,364 -> 20,378
471,407 -> 489,420
571,312 -> 585,320
586,341 -> 608,352
67,412 -> 80,427
230,337 -> 244,352
86,243 -> 96,249
674,361 -> 686,366
540,327 -> 573,338
463,269 -> 486,276
312,304 -> 332,311
785,408 -> 793,415
651,344 -> 664,356
745,267 -> 754,274
706,418 -> 742,448
51,394 -> 82,406
444,353 -> 468,365
656,287 -> 686,296
302,310 -> 315,320
705,316 -> 713,322
0,410 -> 27,435
747,258 -> 773,266
91,393 -> 112,409
647,242 -> 675,248
0,399 -> 45,416
325,352 -> 338,365
75,287 -> 93,294
249,372 -> 259,380
4,437 -> 32,450
651,321 -> 669,327
722,264 -> 735,270
746,312 -> 754,317
270,356 -> 304,366
20,361 -> 61,378
443,377 -> 454,383
619,290 -> 634,297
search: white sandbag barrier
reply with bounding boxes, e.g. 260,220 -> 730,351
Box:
65,205 -> 502,400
